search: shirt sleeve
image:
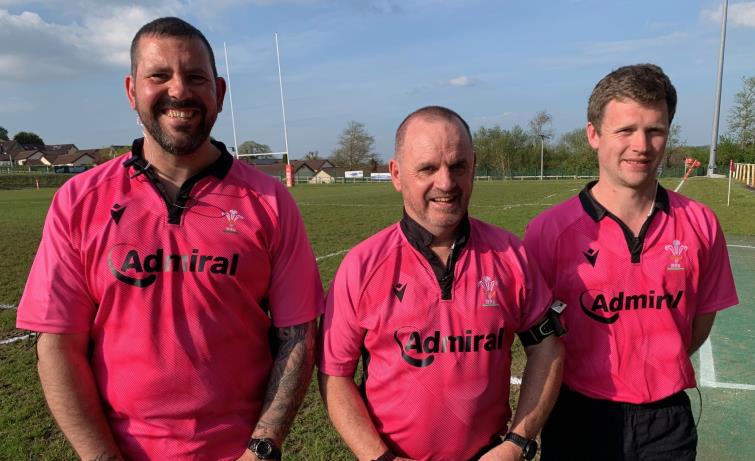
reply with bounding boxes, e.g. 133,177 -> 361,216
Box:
695,212 -> 739,315
16,187 -> 96,333
266,183 -> 324,327
318,252 -> 366,377
514,239 -> 554,333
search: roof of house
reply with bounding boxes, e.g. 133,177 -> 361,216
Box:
14,150 -> 42,160
53,151 -> 96,166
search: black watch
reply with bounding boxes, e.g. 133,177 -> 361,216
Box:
248,438 -> 282,460
503,432 -> 538,460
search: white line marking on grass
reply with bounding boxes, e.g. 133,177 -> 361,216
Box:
0,304 -> 17,309
727,244 -> 755,250
316,249 -> 350,262
698,338 -> 755,391
699,338 -> 716,385
510,376 -> 522,385
703,381 -> 755,391
0,334 -> 31,345
543,193 -> 556,199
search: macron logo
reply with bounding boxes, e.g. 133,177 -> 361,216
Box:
583,248 -> 599,267
111,204 -> 126,224
393,283 -> 407,302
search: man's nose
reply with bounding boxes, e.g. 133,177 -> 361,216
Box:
167,76 -> 191,100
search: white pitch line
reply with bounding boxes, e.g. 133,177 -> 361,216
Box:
316,249 -> 350,262
699,338 -> 716,385
701,381 -> 755,391
0,304 -> 17,309
510,376 -> 522,385
727,244 -> 755,250
0,334 -> 31,346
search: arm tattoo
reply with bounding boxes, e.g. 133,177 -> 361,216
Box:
254,320 -> 316,441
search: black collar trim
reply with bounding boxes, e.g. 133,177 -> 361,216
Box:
578,180 -> 669,222
122,137 -> 233,180
399,212 -> 470,300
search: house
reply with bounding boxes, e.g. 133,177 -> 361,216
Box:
53,151 -> 96,167
14,149 -> 45,165
310,167 -> 352,184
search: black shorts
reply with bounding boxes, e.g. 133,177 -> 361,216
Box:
540,385 -> 697,461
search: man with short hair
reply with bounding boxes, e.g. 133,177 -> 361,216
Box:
16,17 -> 322,461
319,106 -> 564,461
524,64 -> 739,460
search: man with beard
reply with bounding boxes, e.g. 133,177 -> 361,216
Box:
16,17 -> 323,461
318,106 -> 564,461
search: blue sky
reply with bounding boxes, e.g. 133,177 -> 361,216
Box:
1,0 -> 754,160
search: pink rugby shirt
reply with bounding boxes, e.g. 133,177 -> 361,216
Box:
319,216 -> 552,461
17,139 -> 323,460
524,183 -> 738,404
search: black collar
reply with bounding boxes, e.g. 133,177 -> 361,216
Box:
122,137 -> 233,181
399,211 -> 470,253
578,180 -> 670,222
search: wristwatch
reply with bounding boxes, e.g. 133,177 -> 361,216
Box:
248,438 -> 282,460
503,432 -> 538,460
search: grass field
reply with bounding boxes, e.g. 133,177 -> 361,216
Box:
1,176 -> 753,460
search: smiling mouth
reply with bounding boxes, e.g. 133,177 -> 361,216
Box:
164,109 -> 196,120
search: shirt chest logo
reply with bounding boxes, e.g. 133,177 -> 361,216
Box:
222,209 -> 244,233
664,239 -> 688,271
478,275 -> 499,307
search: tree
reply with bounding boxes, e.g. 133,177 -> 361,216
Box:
238,140 -> 272,157
528,110 -> 553,143
304,150 -> 321,160
329,121 -> 376,169
473,125 -> 530,177
0,126 -> 8,141
552,128 -> 596,175
13,131 -> 44,146
727,76 -> 755,150
664,123 -> 686,168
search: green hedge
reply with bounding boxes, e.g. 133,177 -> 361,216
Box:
0,174 -> 74,190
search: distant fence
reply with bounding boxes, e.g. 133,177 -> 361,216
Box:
733,163 -> 755,187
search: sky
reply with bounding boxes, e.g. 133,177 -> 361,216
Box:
1,0 -> 755,160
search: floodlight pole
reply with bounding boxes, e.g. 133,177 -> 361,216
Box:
708,0 -> 728,176
223,42 -> 239,158
539,134 -> 546,180
275,33 -> 290,166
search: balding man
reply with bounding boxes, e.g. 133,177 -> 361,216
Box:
318,106 -> 564,461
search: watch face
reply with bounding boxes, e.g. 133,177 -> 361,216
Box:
523,440 -> 538,460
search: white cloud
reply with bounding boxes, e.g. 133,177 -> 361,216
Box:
0,5 -> 185,82
448,75 -> 475,87
702,2 -> 755,27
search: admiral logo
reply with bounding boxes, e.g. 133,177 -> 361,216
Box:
393,327 -> 504,368
108,247 -> 239,288
579,289 -> 683,324
583,248 -> 599,267
393,283 -> 407,302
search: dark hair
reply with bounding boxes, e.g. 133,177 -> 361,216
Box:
395,106 -> 473,156
130,17 -> 218,78
587,63 -> 677,132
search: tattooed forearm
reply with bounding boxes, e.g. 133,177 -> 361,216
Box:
253,320 -> 316,442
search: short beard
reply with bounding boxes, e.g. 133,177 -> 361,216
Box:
137,99 -> 215,156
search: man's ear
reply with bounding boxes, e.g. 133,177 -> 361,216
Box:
215,76 -> 227,112
586,122 -> 601,150
389,158 -> 401,192
125,74 -> 137,110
